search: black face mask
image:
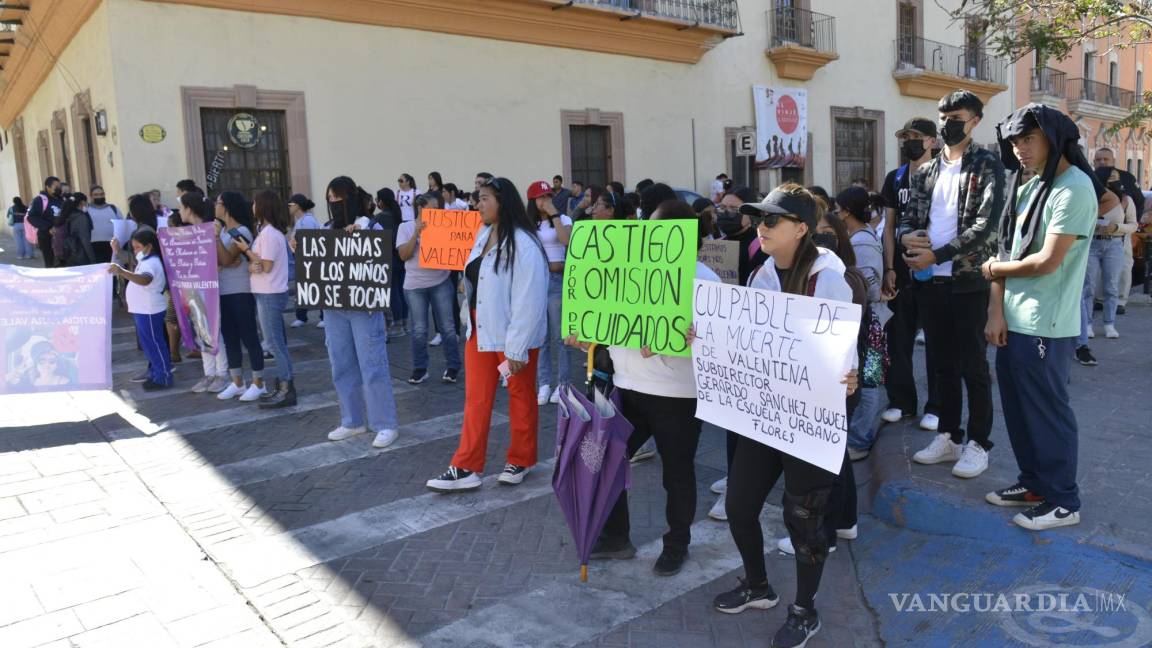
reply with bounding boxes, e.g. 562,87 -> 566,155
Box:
813,233 -> 839,251
328,200 -> 347,226
901,139 -> 926,161
93,198 -> 106,206
52,188 -> 63,198
939,120 -> 969,147
715,209 -> 744,236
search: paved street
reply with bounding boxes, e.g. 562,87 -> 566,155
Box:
1,233 -> 1150,647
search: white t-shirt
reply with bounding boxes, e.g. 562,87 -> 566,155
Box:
536,215 -> 573,263
397,189 -> 417,222
445,198 -> 469,211
250,226 -> 289,294
396,220 -> 450,290
127,254 -> 168,315
711,179 -> 725,199
927,157 -> 961,277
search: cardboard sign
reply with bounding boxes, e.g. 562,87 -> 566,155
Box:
0,265 -> 112,394
158,223 -> 220,353
417,209 -> 482,270
699,239 -> 740,285
294,230 -> 393,311
562,220 -> 697,357
691,280 -> 861,473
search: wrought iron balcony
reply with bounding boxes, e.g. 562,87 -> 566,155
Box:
1067,78 -> 1136,109
768,6 -> 835,53
1030,67 -> 1067,98
893,36 -> 1007,85
564,0 -> 740,32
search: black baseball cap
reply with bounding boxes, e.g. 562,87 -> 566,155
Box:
895,118 -> 937,138
739,190 -> 817,230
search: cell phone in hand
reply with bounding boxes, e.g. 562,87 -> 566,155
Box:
227,228 -> 250,245
497,360 -> 512,379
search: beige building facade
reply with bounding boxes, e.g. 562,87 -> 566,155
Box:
0,0 -> 1016,229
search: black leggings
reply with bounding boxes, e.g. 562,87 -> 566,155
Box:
219,292 -> 265,375
726,436 -> 836,609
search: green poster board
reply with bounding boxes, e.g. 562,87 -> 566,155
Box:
562,220 -> 697,357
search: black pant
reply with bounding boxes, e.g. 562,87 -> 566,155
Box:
885,283 -> 939,415
91,241 -> 113,264
37,231 -> 54,267
219,293 -> 265,373
599,389 -> 702,553
825,450 -> 856,544
726,436 -> 836,602
919,282 -> 993,449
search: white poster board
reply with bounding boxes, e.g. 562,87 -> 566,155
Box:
691,279 -> 860,473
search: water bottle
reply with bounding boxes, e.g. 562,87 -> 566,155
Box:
913,266 -> 934,282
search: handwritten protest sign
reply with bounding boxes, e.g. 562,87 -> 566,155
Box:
0,264 -> 111,394
699,239 -> 740,285
159,223 -> 219,353
417,209 -> 482,270
690,279 -> 861,473
294,230 -> 393,311
562,220 -> 696,356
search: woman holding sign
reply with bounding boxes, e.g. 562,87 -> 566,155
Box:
179,192 -> 230,394
712,185 -> 857,648
426,177 -> 548,492
213,192 -> 268,402
525,180 -> 573,406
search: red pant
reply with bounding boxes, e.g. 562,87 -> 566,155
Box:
450,331 -> 540,473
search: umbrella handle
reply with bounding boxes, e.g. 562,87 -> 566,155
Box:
581,563 -> 588,583
586,344 -> 597,387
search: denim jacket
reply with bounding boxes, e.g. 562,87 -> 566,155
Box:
897,141 -> 1007,293
459,225 -> 549,362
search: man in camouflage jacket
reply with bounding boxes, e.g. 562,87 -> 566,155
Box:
897,90 -> 1007,481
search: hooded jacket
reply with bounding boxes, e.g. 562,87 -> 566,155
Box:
994,103 -> 1105,261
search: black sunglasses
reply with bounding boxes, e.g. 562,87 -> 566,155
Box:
749,212 -> 802,229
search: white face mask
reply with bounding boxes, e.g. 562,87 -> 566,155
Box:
135,251 -> 146,263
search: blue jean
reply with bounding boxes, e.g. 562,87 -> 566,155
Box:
847,386 -> 884,451
134,311 -> 173,386
405,278 -> 461,372
12,229 -> 33,257
537,272 -> 570,387
255,292 -> 292,381
323,310 -> 399,431
997,333 -> 1079,511
1078,237 -> 1124,345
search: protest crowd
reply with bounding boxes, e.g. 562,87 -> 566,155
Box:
8,89 -> 1151,648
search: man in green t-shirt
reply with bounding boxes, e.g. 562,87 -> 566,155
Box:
981,104 -> 1100,532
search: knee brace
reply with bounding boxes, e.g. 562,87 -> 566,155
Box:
783,488 -> 832,566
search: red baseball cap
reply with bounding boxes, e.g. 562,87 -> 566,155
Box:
526,181 -> 553,200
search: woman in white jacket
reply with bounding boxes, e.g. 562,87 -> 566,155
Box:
712,185 -> 857,648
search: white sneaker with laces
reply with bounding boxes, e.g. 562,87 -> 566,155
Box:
327,426 -> 368,441
216,382 -> 247,400
776,536 -> 836,555
952,441 -> 990,478
1087,326 -> 1095,339
537,385 -> 552,406
549,389 -> 561,404
881,408 -> 904,423
919,413 -> 940,431
1013,503 -> 1080,531
239,383 -> 268,402
372,429 -> 398,449
836,524 -> 858,540
190,376 -> 214,393
497,463 -> 529,485
429,333 -> 443,346
711,477 -> 727,495
208,375 -> 231,393
317,320 -> 327,329
290,319 -> 306,328
913,433 -> 963,465
708,493 -> 727,521
1104,324 -> 1119,339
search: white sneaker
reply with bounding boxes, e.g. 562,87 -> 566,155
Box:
952,441 -> 989,478
549,389 -> 561,404
915,330 -> 925,345
836,524 -> 858,540
190,376 -> 214,393
881,408 -> 904,424
290,319 -> 306,328
239,383 -> 268,402
429,333 -> 443,346
208,375 -> 231,393
919,413 -> 940,431
1104,324 -> 1119,339
497,463 -> 530,485
372,429 -> 398,449
317,320 -> 327,329
327,426 -> 368,441
913,433 -> 962,465
776,536 -> 836,555
537,385 -> 552,406
1087,326 -> 1095,339
708,493 -> 727,521
427,466 -> 482,492
1014,503 -> 1080,531
710,477 -> 727,495
216,382 -> 247,400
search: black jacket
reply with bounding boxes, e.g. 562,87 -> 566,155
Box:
1114,168 -> 1144,216
25,192 -> 60,233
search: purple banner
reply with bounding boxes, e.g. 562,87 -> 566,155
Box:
158,223 -> 220,353
0,264 -> 112,394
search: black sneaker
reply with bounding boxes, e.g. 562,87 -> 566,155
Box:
1013,502 -> 1080,531
652,548 -> 687,577
1075,346 -> 1097,366
408,369 -> 429,385
496,463 -> 530,485
1117,305 -> 1127,315
425,466 -> 481,492
772,604 -> 821,648
714,578 -> 779,614
141,379 -> 171,392
589,538 -> 637,560
985,482 -> 1044,507
442,368 -> 459,384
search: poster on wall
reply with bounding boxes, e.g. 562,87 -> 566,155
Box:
0,265 -> 112,395
754,85 -> 807,169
